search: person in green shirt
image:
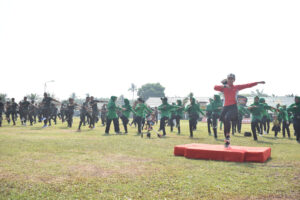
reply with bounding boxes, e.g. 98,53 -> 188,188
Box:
288,96 -> 300,142
120,99 -> 135,134
158,97 -> 177,136
175,100 -> 184,134
234,103 -> 250,134
105,96 -> 121,134
169,103 -> 177,133
281,105 -> 291,138
206,98 -> 213,135
134,98 -> 152,134
185,97 -> 205,138
248,96 -> 264,140
259,98 -> 274,135
211,95 -> 223,139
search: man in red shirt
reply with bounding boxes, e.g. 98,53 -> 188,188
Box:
214,74 -> 265,148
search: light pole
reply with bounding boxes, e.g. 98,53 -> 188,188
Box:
44,80 -> 55,93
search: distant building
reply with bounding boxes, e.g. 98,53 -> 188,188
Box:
146,97 -> 210,109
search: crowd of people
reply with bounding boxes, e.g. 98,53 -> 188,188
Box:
0,74 -> 299,147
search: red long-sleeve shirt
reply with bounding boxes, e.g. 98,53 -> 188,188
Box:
214,82 -> 258,106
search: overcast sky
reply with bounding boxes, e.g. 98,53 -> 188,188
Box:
0,0 -> 299,101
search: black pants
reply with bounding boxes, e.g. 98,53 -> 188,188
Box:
66,112 -> 74,127
232,120 -> 237,135
237,118 -> 242,133
5,112 -> 11,124
220,104 -> 238,139
212,113 -> 219,138
78,112 -> 91,130
105,117 -> 120,133
293,117 -> 300,141
142,118 -> 145,130
120,115 -> 129,133
170,115 -> 176,132
282,121 -> 290,137
189,115 -> 198,137
29,112 -> 35,125
135,116 -> 142,133
101,114 -> 106,125
251,119 -> 260,140
130,116 -> 137,127
260,116 -> 268,134
11,111 -> 17,125
0,112 -> 2,126
175,115 -> 181,133
207,116 -> 212,134
159,117 -> 168,136
90,111 -> 98,128
19,110 -> 25,124
42,108 -> 50,126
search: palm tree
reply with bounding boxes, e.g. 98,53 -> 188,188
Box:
128,83 -> 137,102
26,93 -> 39,102
251,89 -> 269,97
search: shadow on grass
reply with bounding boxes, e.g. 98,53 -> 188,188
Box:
227,157 -> 273,167
256,140 -> 274,144
102,133 -> 129,136
59,127 -> 69,129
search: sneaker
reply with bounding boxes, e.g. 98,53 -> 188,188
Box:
41,117 -> 46,121
224,141 -> 230,148
157,133 -> 162,138
42,125 -> 48,128
263,131 -> 267,135
259,134 -> 263,137
224,139 -> 230,148
147,132 -> 151,138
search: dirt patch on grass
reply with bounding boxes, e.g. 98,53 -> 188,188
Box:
69,154 -> 154,178
231,192 -> 300,200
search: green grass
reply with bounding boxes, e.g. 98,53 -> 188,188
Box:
0,118 -> 299,200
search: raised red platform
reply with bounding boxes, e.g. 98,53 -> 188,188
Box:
174,143 -> 271,163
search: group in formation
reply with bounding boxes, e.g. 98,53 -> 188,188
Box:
0,74 -> 299,147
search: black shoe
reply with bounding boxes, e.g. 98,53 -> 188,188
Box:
224,139 -> 230,148
147,132 -> 151,138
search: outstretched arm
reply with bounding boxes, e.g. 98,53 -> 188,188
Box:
236,81 -> 265,90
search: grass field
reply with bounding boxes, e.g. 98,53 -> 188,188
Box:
0,118 -> 299,200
